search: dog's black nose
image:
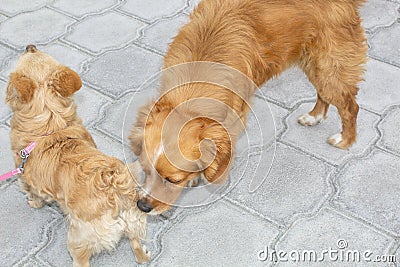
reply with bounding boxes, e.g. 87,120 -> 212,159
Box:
137,199 -> 153,213
25,44 -> 37,53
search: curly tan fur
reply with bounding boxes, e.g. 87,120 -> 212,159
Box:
6,48 -> 149,267
130,0 -> 367,214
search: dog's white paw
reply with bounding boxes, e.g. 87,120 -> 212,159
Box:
297,113 -> 323,126
328,133 -> 342,146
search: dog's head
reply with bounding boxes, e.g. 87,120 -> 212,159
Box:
6,45 -> 82,109
130,94 -> 237,215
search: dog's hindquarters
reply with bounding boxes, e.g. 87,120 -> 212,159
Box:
298,0 -> 367,149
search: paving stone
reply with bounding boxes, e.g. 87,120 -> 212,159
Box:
0,126 -> 14,178
332,149 -> 400,235
378,107 -> 400,154
74,85 -> 110,127
83,45 -> 162,97
140,14 -> 189,53
281,103 -> 380,165
120,0 -> 186,22
0,80 -> 11,121
63,12 -> 145,54
154,200 -> 279,266
369,23 -> 400,66
358,59 -> 400,114
257,67 -> 316,109
0,0 -> 52,16
95,85 -> 159,145
0,183 -> 59,266
0,44 -> 18,79
275,208 -> 392,266
42,42 -> 90,73
89,129 -> 135,163
236,99 -> 288,157
51,0 -> 118,18
360,0 -> 399,31
0,14 -> 7,23
0,8 -> 75,49
227,143 -> 332,226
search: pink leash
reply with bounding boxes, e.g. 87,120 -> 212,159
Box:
0,142 -> 37,181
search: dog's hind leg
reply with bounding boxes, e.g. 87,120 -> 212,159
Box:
129,238 -> 150,264
299,23 -> 367,149
67,224 -> 91,267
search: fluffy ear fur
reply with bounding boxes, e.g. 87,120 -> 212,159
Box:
51,67 -> 82,97
129,101 -> 154,155
7,72 -> 37,103
199,123 -> 233,183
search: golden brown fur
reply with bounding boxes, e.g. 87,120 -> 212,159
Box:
130,0 -> 368,214
6,47 -> 150,266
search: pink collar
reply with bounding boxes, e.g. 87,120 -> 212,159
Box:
0,141 -> 37,182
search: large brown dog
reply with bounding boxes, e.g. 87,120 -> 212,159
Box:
130,0 -> 367,214
6,46 -> 149,266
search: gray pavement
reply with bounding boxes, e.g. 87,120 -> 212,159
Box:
0,0 -> 399,266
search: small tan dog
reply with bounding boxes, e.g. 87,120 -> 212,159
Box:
5,45 -> 149,266
130,0 -> 368,214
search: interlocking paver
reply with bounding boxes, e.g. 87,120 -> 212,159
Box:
0,14 -> 7,23
281,103 -> 380,165
51,0 -> 118,18
236,98 -> 284,156
153,200 -> 279,266
369,23 -> 400,66
275,208 -> 392,266
227,143 -> 332,226
139,14 -> 189,53
43,42 -> 90,73
89,129 -> 135,163
83,45 -> 162,97
63,12 -> 145,54
0,126 -> 14,176
360,0 -> 399,31
257,67 -> 316,109
358,58 -> 400,114
332,149 -> 400,235
74,85 -> 110,127
0,80 -> 11,121
0,0 -> 52,16
0,8 -> 75,49
119,0 -> 186,22
378,107 -> 400,154
0,183 -> 59,266
95,86 -> 158,144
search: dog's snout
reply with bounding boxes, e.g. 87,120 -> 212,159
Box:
137,199 -> 153,213
25,44 -> 37,53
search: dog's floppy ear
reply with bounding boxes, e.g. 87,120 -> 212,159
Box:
7,72 -> 37,103
129,101 -> 154,155
199,123 -> 233,184
51,67 -> 82,97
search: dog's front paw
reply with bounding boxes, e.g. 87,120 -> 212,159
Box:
297,113 -> 323,126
